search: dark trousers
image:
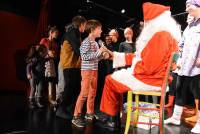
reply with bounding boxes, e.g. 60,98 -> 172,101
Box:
60,68 -> 81,114
175,75 -> 200,109
168,73 -> 178,96
31,74 -> 46,98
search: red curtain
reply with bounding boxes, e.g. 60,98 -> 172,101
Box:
0,11 -> 37,91
35,0 -> 51,43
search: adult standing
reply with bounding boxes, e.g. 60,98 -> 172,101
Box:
56,16 -> 87,119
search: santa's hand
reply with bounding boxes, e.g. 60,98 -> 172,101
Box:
106,49 -> 113,60
102,52 -> 110,59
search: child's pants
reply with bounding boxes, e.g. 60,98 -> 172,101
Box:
74,70 -> 98,116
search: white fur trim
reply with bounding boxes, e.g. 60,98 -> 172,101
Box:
136,11 -> 181,55
113,52 -> 126,68
111,68 -> 161,91
130,52 -> 142,74
111,11 -> 181,90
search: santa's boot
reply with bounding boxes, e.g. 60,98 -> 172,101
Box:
164,105 -> 183,125
185,99 -> 199,123
191,110 -> 200,133
165,95 -> 175,108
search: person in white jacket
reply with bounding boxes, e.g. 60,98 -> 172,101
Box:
165,0 -> 200,133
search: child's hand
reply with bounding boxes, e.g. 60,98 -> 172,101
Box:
177,64 -> 181,70
27,74 -> 32,79
99,46 -> 108,53
196,58 -> 200,67
107,49 -> 113,60
48,50 -> 55,57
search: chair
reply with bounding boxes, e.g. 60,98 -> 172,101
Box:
124,52 -> 179,134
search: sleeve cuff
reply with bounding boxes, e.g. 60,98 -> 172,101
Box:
113,52 -> 126,68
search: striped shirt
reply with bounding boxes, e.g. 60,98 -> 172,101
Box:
80,37 -> 102,70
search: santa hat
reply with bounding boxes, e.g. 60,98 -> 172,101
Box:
186,0 -> 200,7
143,2 -> 170,21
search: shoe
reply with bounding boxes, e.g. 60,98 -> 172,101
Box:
72,116 -> 85,128
164,117 -> 181,125
85,113 -> 95,122
94,113 -> 109,123
191,124 -> 200,133
55,106 -> 72,120
100,120 -> 117,131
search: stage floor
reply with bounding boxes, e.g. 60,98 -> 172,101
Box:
0,91 -> 192,134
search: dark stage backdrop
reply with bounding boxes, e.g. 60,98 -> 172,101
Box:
0,11 -> 37,91
0,0 -> 187,91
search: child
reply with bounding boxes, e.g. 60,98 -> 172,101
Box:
40,26 -> 59,106
26,44 -> 48,108
118,27 -> 135,54
164,0 -> 200,133
72,19 -> 108,128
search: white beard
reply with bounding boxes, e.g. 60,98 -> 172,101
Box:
136,11 -> 182,55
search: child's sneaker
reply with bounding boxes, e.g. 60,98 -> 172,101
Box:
72,116 -> 85,128
164,117 -> 180,125
85,113 -> 95,122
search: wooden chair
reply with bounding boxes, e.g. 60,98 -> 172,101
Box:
124,52 -> 179,134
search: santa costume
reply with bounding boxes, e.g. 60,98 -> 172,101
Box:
99,2 -> 181,129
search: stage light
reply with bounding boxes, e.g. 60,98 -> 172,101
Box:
121,9 -> 125,14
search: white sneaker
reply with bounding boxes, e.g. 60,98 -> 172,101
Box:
164,117 -> 180,125
191,124 -> 200,133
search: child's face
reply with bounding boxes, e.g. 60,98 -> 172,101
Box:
52,31 -> 59,39
124,29 -> 133,40
49,30 -> 58,39
186,4 -> 200,18
92,26 -> 102,38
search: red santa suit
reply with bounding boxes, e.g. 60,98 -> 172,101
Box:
100,2 -> 181,116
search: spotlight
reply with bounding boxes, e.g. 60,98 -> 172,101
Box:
121,9 -> 125,14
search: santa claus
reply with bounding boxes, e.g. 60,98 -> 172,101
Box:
97,2 -> 181,130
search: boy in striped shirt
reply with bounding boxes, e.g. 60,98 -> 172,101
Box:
72,19 -> 108,128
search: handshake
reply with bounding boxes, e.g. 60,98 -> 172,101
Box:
99,45 -> 113,60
